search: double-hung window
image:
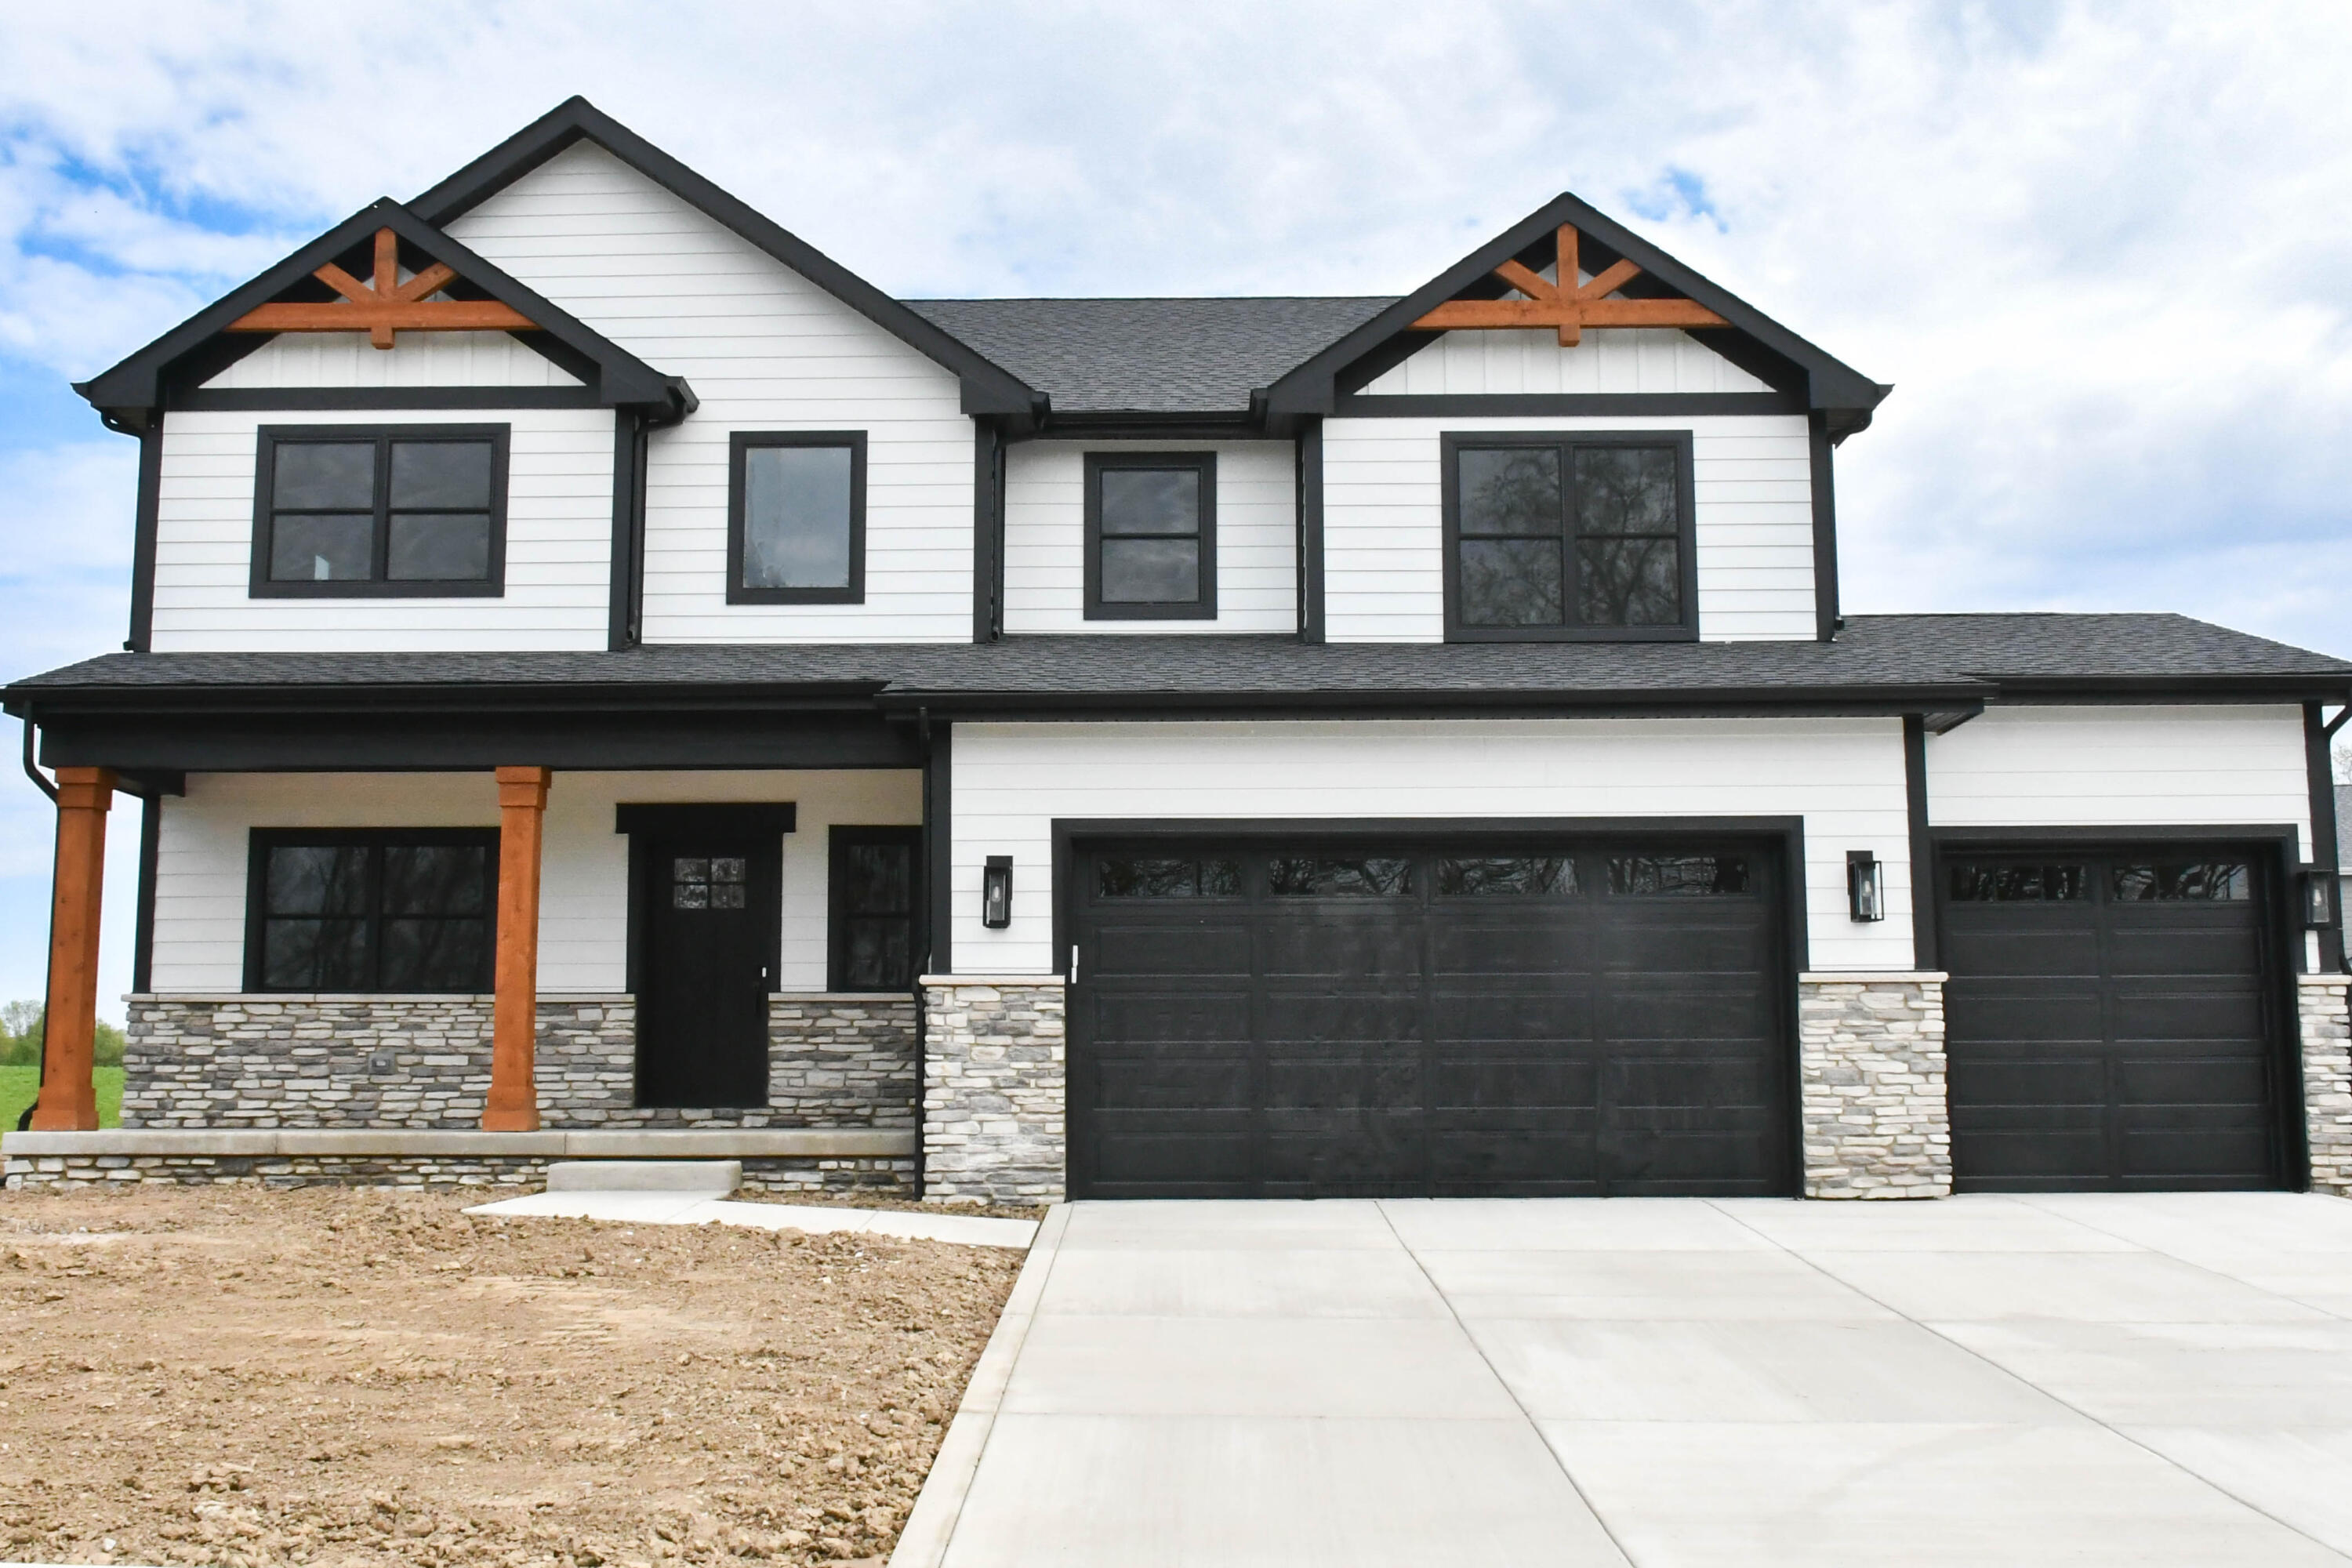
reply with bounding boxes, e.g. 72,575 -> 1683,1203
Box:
1440,432 -> 1697,641
252,426 -> 507,596
1084,452 -> 1217,619
245,829 -> 498,993
728,431 -> 866,604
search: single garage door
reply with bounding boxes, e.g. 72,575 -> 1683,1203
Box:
1940,846 -> 2287,1192
1067,837 -> 1791,1199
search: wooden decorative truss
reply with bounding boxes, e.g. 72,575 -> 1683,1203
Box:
228,227 -> 538,349
1410,224 -> 1725,347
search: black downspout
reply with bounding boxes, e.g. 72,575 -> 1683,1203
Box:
1903,715 -> 1936,971
2310,702 -> 2349,973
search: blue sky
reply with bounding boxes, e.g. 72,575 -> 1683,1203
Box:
3,0 -> 2351,1014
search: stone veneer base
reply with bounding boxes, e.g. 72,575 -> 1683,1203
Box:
2299,975 -> 2351,1197
1797,972 -> 1952,1200
121,993 -> 916,1130
920,976 -> 1068,1207
4,1154 -> 913,1192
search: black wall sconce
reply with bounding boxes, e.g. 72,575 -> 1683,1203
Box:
1847,851 -> 1886,923
2301,866 -> 2339,930
982,855 -> 1013,929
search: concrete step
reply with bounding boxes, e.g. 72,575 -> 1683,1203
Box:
543,1160 -> 742,1194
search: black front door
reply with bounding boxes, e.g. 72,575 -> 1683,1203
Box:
1067,835 -> 1791,1200
1939,844 -> 2287,1191
636,825 -> 780,1109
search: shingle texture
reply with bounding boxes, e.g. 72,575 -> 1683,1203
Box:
905,297 -> 1396,414
9,615 -> 2348,706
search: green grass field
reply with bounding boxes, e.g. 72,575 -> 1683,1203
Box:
0,1065 -> 124,1131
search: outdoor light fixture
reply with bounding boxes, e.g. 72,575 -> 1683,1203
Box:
982,855 -> 1013,929
2302,866 -> 2339,930
1847,851 -> 1886,923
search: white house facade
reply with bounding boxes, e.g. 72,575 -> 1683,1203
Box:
7,99 -> 2349,1202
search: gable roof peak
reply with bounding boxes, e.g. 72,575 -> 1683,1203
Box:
74,196 -> 690,424
411,98 -> 1039,422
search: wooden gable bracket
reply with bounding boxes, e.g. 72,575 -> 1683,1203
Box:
1410,224 -> 1726,347
227,227 -> 538,349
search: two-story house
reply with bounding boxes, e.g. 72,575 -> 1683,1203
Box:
7,98 -> 2349,1201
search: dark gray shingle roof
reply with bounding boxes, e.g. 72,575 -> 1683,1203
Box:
904,297 -> 1397,414
9,615 -> 2347,710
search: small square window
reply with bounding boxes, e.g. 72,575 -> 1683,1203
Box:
251,426 -> 506,597
1085,452 -> 1217,620
728,432 -> 866,604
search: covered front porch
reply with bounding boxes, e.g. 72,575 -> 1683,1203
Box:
2,663 -> 1018,1195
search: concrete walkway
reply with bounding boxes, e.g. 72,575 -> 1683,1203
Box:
464,1191 -> 1037,1249
895,1192 -> 2352,1566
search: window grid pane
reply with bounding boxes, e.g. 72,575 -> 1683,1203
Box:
1094,463 -> 1207,608
258,839 -> 491,993
265,432 -> 501,590
1453,441 -> 1684,633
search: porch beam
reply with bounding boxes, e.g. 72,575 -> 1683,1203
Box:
31,767 -> 114,1131
484,765 -> 550,1131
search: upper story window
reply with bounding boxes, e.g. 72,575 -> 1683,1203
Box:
728,431 -> 866,604
1084,452 -> 1217,620
252,426 -> 507,598
1440,432 -> 1696,641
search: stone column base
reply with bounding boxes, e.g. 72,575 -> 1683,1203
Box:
2299,975 -> 2352,1197
920,975 -> 1067,1206
1798,972 -> 1951,1199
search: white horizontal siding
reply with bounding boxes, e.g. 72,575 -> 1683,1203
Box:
949,717 -> 1915,975
1928,705 -> 2312,845
1359,327 -> 1770,396
1002,441 -> 1296,633
150,769 -> 923,994
1320,414 -> 1816,643
1926,702 -> 2320,970
443,140 -> 974,644
201,332 -> 582,389
150,407 -> 615,652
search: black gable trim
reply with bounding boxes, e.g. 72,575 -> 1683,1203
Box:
408,97 -> 1040,421
75,200 -> 689,423
1265,192 -> 1891,439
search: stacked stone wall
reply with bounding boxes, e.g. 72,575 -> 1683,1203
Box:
121,994 -> 916,1131
2300,975 -> 2352,1197
920,978 -> 1066,1206
1798,973 -> 1952,1199
5,1154 -> 911,1192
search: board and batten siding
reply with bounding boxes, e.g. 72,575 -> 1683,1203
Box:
1357,325 -> 1772,397
149,406 -> 615,652
200,330 -> 583,390
1320,414 -> 1817,643
1002,441 -> 1296,633
148,769 -> 923,994
442,140 -> 975,644
948,717 -> 1917,975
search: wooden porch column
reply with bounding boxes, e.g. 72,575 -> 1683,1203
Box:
31,768 -> 115,1131
483,766 -> 550,1131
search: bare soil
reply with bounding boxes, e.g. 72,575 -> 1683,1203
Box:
0,1186 -> 1025,1567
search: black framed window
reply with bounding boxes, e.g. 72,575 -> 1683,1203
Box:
1083,452 -> 1217,619
1440,431 -> 1697,641
829,826 -> 922,991
250,426 -> 507,597
244,829 -> 498,993
728,431 -> 866,604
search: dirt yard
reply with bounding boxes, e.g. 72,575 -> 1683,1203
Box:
0,1186 -> 1027,1567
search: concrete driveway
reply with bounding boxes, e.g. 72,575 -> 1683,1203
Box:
894,1192 -> 2352,1566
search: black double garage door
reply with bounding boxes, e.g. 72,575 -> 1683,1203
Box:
1067,834 -> 1794,1199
